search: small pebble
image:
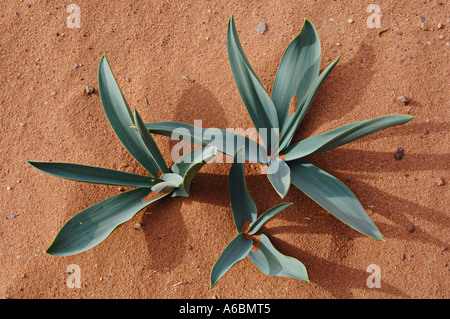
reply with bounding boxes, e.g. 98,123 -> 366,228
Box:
181,75 -> 195,83
74,63 -> 79,69
347,19 -> 353,24
396,31 -> 403,35
421,23 -> 429,31
255,22 -> 266,34
437,23 -> 443,29
85,85 -> 94,95
401,253 -> 406,261
397,95 -> 410,105
50,91 -> 57,96
436,177 -> 445,186
8,213 -> 15,219
408,224 -> 415,233
394,147 -> 405,160
329,18 -> 334,22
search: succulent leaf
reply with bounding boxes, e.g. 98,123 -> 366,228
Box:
227,16 -> 279,152
133,109 -> 170,175
288,159 -> 383,240
150,182 -> 178,193
279,56 -> 340,151
171,146 -> 218,197
98,55 -> 162,177
271,19 -> 321,131
151,173 -> 183,193
267,158 -> 291,198
282,115 -> 415,161
248,233 -> 309,281
229,146 -> 258,232
46,188 -> 170,257
248,202 -> 292,235
210,233 -> 253,289
26,161 -> 160,188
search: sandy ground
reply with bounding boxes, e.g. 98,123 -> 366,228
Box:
0,0 -> 448,300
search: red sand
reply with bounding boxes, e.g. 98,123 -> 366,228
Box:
1,0 -> 448,299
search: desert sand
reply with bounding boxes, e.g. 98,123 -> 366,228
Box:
0,0 -> 448,300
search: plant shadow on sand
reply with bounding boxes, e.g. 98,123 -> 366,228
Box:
140,80 -> 230,273
139,140 -> 445,297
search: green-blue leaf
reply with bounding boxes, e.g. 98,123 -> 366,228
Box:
26,161 -> 160,188
267,158 -> 291,198
46,188 -> 169,257
133,109 -> 170,175
171,146 -> 218,197
279,56 -> 340,151
227,15 -> 279,152
229,146 -> 258,232
248,233 -> 308,281
288,160 -> 383,240
98,55 -> 161,177
248,203 -> 292,235
271,19 -> 321,131
150,173 -> 183,193
282,115 -> 415,161
210,233 -> 253,288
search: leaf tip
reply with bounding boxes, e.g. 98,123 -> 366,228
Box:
370,229 -> 384,241
303,18 -> 314,27
45,245 -> 59,257
228,14 -> 234,27
209,277 -> 219,290
99,54 -> 108,66
278,191 -> 288,199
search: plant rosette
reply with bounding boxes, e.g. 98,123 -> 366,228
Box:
27,56 -> 217,257
146,15 -> 414,242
